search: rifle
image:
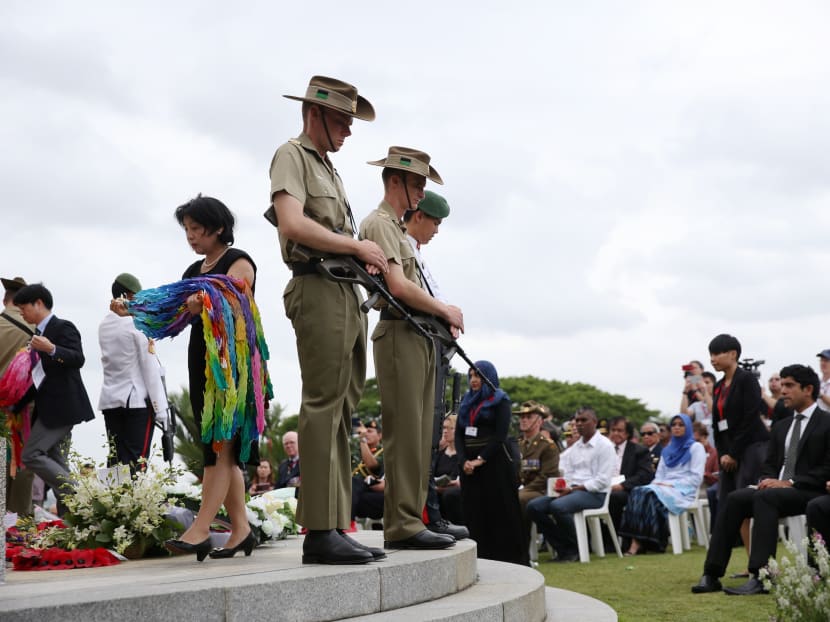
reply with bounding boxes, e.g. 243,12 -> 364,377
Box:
154,375 -> 177,464
292,244 -> 496,392
451,372 -> 463,414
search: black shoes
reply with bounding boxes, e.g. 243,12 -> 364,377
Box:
164,537 -> 213,562
724,577 -> 767,596
691,574 -> 723,594
427,519 -> 469,541
553,552 -> 579,563
337,530 -> 387,560
385,529 -> 455,550
302,529 -> 373,565
209,529 -> 258,559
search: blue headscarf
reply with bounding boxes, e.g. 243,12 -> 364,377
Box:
457,360 -> 509,427
660,414 -> 695,468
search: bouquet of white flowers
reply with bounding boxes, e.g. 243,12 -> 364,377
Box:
38,464 -> 183,557
761,532 -> 830,622
246,489 -> 298,541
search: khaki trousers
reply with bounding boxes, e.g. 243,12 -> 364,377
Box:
372,319 -> 435,540
284,274 -> 367,530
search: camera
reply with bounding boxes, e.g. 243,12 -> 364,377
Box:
738,358 -> 765,380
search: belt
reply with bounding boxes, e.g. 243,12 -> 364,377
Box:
291,262 -> 321,278
379,309 -> 428,321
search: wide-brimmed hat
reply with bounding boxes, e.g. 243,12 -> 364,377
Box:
513,400 -> 550,417
284,75 -> 375,122
1,276 -> 27,292
367,146 -> 443,184
417,191 -> 450,219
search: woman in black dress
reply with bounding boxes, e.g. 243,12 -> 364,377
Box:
433,414 -> 463,525
456,361 -> 529,566
164,195 -> 259,560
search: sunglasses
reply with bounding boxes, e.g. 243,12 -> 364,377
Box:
641,431 -> 657,436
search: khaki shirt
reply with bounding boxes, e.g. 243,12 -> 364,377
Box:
359,201 -> 422,309
0,304 -> 34,375
519,432 -> 560,493
268,132 -> 354,264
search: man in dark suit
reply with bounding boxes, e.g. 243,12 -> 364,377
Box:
806,481 -> 830,556
607,416 -> 654,538
13,284 -> 95,514
276,430 -> 301,490
692,364 -> 830,595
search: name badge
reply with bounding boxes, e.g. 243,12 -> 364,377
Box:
465,426 -> 478,437
717,419 -> 729,432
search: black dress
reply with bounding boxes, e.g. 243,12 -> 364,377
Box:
433,449 -> 463,525
457,398 -> 529,566
183,247 -> 259,467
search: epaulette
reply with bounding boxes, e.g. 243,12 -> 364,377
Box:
288,139 -> 302,146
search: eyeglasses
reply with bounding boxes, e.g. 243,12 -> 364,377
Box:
640,431 -> 657,436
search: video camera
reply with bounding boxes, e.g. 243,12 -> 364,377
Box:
738,358 -> 765,380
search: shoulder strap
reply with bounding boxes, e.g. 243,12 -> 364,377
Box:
1,312 -> 34,336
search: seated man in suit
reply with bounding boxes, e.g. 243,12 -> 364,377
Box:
639,421 -> 662,471
692,364 -> 830,595
607,416 -> 654,541
14,284 -> 95,515
276,431 -> 301,491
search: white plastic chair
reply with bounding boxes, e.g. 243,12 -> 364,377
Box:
572,475 -> 625,563
778,514 -> 808,558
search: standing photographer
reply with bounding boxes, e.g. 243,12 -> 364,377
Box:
679,360 -> 706,414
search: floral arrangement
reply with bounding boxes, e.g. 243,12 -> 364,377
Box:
246,490 -> 298,541
164,481 -> 298,541
37,464 -> 183,557
5,518 -> 121,570
761,532 -> 830,622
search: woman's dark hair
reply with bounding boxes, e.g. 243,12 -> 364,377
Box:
779,364 -> 820,400
708,333 -> 741,358
258,459 -> 276,484
174,194 -> 235,245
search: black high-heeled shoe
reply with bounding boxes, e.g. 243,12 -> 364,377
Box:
208,530 -> 257,559
164,537 -> 213,562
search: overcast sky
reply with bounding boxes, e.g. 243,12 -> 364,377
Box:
3,1 -> 829,462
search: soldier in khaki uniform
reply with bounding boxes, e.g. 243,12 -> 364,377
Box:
515,400 -> 561,514
268,76 -> 388,565
360,147 -> 464,550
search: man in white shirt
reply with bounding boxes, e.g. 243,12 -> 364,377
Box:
526,407 -> 616,562
98,273 -> 167,470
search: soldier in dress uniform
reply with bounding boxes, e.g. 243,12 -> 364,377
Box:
359,146 -> 464,550
268,75 -> 388,565
514,400 -> 560,519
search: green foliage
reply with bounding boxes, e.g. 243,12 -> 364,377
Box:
356,372 -> 658,431
169,389 -> 294,481
499,375 -> 659,428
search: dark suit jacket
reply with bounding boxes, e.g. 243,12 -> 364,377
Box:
17,315 -> 95,429
761,407 -> 830,491
276,457 -> 300,488
619,442 -> 655,491
712,367 -> 769,461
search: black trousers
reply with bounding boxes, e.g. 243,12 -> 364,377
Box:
806,494 -> 830,549
103,407 -> 154,470
704,485 -> 822,577
351,476 -> 384,520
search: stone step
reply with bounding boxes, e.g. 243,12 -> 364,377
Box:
0,532 -> 477,622
339,558 -> 547,622
0,533 -> 618,622
544,587 -> 618,622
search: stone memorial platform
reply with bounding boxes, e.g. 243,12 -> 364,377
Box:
0,532 -> 616,621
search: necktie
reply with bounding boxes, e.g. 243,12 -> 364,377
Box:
782,414 -> 805,481
34,327 -> 41,336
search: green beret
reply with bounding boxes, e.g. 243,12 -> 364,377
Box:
417,190 -> 450,219
115,273 -> 142,294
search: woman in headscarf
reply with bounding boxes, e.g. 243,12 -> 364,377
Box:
456,361 -> 529,566
619,413 -> 705,555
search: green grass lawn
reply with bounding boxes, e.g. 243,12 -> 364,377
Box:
536,545 -> 774,622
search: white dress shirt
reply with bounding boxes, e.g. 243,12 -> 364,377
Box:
406,234 -> 446,303
559,430 -> 616,492
98,312 -> 168,414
